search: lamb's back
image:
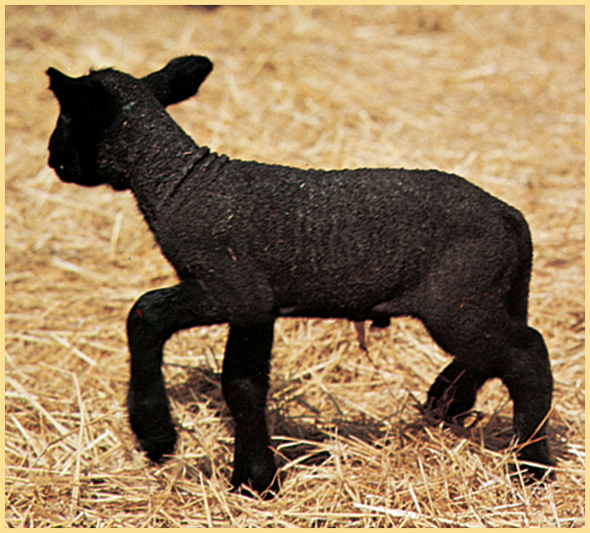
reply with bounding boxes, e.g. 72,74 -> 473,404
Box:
154,158 -> 520,316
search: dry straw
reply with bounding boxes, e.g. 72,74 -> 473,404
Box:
6,5 -> 584,527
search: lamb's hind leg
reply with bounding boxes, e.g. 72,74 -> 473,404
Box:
423,310 -> 553,480
416,238 -> 553,480
222,321 -> 278,497
499,324 -> 554,478
126,280 -> 230,463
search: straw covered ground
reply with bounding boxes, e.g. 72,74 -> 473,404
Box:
5,5 -> 585,527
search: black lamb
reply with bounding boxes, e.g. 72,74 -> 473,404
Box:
46,55 -> 554,496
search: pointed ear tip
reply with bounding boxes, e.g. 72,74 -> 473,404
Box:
181,55 -> 213,71
46,67 -> 65,83
46,68 -> 58,90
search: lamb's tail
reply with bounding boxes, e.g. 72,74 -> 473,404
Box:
503,207 -> 534,324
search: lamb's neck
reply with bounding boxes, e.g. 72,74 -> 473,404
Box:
127,133 -> 219,231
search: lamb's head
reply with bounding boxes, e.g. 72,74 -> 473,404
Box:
47,55 -> 213,190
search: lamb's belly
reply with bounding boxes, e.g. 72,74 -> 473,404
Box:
271,271 -> 396,319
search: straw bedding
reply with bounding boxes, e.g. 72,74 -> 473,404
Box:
5,5 -> 584,527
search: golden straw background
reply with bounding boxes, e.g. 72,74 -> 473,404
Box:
5,5 -> 584,527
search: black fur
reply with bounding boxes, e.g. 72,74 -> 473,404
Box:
47,56 -> 554,495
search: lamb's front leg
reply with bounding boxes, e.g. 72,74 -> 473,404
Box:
222,321 -> 278,497
126,280 -> 229,463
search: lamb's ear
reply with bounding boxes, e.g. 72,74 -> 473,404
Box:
141,55 -> 213,107
46,67 -> 77,101
47,67 -> 116,128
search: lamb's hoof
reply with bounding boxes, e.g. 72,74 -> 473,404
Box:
230,461 -> 279,499
508,460 -> 555,484
231,482 -> 279,501
139,427 -> 178,464
128,395 -> 177,463
509,443 -> 555,483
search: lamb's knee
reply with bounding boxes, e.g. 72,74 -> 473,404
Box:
127,287 -> 190,343
126,298 -> 163,355
503,326 -> 552,390
223,376 -> 267,414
